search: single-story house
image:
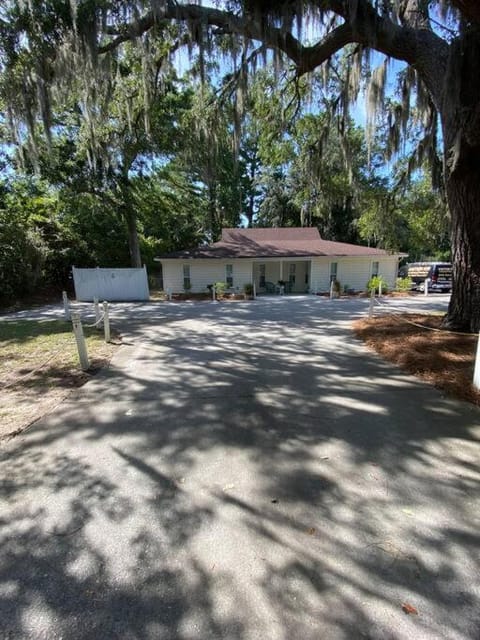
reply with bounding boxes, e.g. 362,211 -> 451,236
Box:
155,227 -> 402,294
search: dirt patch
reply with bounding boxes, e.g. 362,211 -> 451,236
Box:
0,319 -> 120,443
353,314 -> 480,405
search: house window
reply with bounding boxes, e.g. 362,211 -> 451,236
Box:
372,261 -> 379,277
330,262 -> 338,282
259,264 -> 266,288
183,264 -> 191,290
226,264 -> 233,287
289,263 -> 296,285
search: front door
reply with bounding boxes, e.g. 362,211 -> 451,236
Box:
289,263 -> 296,292
259,263 -> 266,290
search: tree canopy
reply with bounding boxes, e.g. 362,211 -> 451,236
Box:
1,2 -> 479,330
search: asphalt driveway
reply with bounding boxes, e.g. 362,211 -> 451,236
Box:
0,296 -> 479,639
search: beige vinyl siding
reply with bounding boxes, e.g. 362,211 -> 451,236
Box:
162,255 -> 399,294
229,260 -> 254,291
337,259 -> 371,292
337,258 -> 398,291
310,259 -> 330,292
376,259 -> 398,289
161,259 -> 253,293
161,261 -> 184,293
310,256 -> 398,292
264,262 -> 280,285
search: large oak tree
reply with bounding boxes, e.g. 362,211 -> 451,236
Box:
2,1 -> 480,330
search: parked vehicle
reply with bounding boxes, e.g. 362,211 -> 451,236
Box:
399,262 -> 452,292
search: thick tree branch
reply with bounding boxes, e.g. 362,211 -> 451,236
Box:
297,23 -> 354,74
100,13 -> 156,53
336,0 -> 449,106
100,3 -> 305,61
99,1 -> 450,108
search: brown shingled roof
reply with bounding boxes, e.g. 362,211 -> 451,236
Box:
156,227 -> 395,259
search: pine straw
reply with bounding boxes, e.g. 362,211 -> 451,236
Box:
353,314 -> 480,406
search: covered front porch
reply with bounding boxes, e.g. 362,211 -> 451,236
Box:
252,259 -> 311,294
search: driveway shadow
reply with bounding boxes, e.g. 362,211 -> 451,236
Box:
0,296 -> 478,639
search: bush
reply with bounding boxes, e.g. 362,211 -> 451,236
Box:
332,279 -> 341,294
396,276 -> 413,292
243,282 -> 254,296
214,281 -> 227,297
367,276 -> 388,294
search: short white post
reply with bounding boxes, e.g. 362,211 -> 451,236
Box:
424,278 -> 429,296
62,290 -> 71,321
330,280 -> 334,300
166,287 -> 172,301
379,280 -> 383,297
473,333 -> 480,390
93,297 -> 101,329
369,288 -> 375,319
71,312 -> 90,371
103,301 -> 111,342
253,282 -> 257,299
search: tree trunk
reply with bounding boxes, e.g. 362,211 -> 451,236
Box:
443,166 -> 480,332
441,28 -> 480,332
246,193 -> 254,227
124,207 -> 142,268
208,181 -> 220,241
119,174 -> 142,268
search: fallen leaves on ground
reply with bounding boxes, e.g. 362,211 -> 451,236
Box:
353,314 -> 480,405
402,602 -> 419,615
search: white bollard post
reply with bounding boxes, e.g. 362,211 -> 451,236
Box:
103,301 -> 111,343
71,312 -> 90,371
424,278 -> 429,296
62,291 -> 71,321
93,297 -> 101,330
330,280 -> 334,300
379,281 -> 383,297
473,333 -> 480,390
369,288 -> 375,319
253,282 -> 256,299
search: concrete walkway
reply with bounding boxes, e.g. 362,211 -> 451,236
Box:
0,296 -> 479,639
